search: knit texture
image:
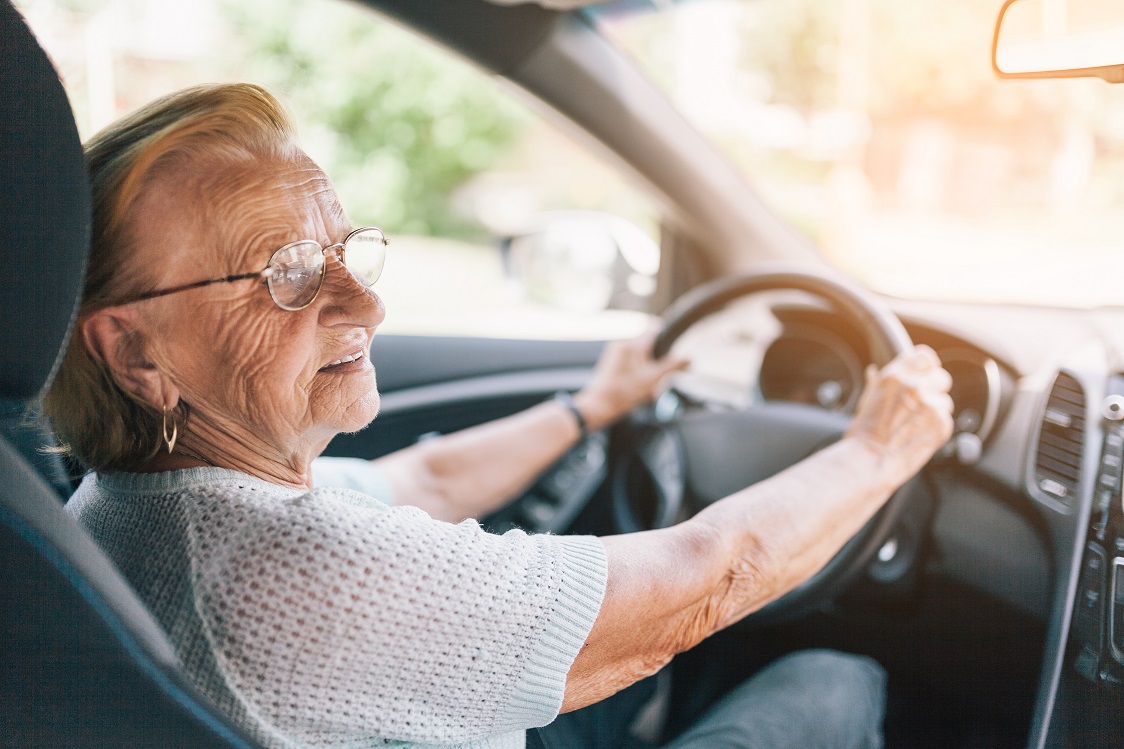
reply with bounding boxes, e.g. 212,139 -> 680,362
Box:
67,463 -> 608,749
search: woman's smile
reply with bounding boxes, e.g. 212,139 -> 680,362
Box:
319,348 -> 371,373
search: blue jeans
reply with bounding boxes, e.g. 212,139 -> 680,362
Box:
533,649 -> 886,749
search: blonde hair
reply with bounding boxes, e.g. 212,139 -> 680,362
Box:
44,83 -> 298,471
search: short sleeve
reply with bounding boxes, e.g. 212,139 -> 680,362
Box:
310,456 -> 395,504
184,484 -> 607,747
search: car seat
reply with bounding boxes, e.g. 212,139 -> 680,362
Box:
0,2 -> 262,745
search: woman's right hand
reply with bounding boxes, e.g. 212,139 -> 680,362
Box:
844,345 -> 955,485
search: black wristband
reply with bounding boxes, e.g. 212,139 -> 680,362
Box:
554,390 -> 589,440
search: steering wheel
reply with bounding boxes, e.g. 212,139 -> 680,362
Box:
611,267 -> 917,625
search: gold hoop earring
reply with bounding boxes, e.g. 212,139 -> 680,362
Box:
162,404 -> 178,454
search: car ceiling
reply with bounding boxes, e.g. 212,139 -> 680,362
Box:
484,0 -> 611,9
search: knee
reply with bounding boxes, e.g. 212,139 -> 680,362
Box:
770,649 -> 886,697
766,649 -> 887,746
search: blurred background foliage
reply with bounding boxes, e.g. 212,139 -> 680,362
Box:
23,0 -> 1124,308
219,0 -> 531,239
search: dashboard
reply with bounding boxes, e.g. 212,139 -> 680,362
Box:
667,297 -> 1015,453
367,298 -> 1124,749
756,305 -> 1011,448
657,294 -> 1124,748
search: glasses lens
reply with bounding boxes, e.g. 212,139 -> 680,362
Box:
343,227 -> 387,287
267,240 -> 325,310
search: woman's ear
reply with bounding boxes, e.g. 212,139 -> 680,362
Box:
81,307 -> 180,410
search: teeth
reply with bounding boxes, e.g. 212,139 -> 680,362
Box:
327,351 -> 363,367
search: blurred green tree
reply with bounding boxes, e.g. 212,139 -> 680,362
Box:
220,0 -> 529,238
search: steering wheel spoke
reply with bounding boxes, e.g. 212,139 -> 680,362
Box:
676,403 -> 852,508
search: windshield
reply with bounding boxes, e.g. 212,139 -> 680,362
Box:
593,0 -> 1124,309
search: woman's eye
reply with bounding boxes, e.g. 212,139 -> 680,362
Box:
275,267 -> 313,287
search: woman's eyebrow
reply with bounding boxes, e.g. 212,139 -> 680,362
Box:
231,230 -> 290,270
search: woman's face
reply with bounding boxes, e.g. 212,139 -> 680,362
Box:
133,153 -> 386,465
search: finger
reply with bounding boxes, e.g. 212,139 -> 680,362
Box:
636,325 -> 660,352
903,344 -> 941,370
913,395 -> 955,433
901,364 -> 952,395
926,366 -> 953,393
656,354 -> 690,379
886,345 -> 935,373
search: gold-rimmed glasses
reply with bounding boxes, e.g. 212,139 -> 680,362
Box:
117,226 -> 388,311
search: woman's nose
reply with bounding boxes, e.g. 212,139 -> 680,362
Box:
317,258 -> 386,328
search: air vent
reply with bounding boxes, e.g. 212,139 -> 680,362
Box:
1034,372 -> 1086,504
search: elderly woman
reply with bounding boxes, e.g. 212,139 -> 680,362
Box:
45,83 -> 953,749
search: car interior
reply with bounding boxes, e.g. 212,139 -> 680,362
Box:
4,0 -> 1124,747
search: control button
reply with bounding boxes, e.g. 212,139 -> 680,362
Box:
520,495 -> 557,527
547,468 -> 577,495
1099,669 -> 1124,686
1075,544 -> 1107,653
1116,605 -> 1124,653
1097,493 -> 1113,538
1039,478 -> 1068,498
952,432 -> 983,466
1076,646 -> 1100,682
1116,563 -> 1124,604
1105,394 -> 1124,422
1114,560 -> 1124,655
1109,432 -> 1124,450
877,538 -> 899,563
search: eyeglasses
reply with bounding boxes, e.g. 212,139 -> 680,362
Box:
118,226 -> 388,311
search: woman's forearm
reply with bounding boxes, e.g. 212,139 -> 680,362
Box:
373,335 -> 685,522
562,346 -> 954,712
561,436 -> 899,712
373,399 -> 584,522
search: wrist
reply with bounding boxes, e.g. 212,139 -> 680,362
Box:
571,390 -> 619,433
554,390 -> 590,440
840,434 -> 905,491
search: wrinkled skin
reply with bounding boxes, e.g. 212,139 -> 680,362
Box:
81,150 -> 685,492
83,154 -> 385,487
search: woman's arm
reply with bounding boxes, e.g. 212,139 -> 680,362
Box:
373,333 -> 686,523
561,345 -> 953,712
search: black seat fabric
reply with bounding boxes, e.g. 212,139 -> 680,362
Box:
0,437 -> 258,748
0,7 -> 86,400
0,2 -> 262,745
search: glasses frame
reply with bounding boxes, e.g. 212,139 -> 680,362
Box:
116,225 -> 388,311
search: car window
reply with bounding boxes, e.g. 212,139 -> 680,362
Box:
595,0 -> 1124,309
18,0 -> 658,339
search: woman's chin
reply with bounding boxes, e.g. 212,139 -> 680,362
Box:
306,368 -> 380,436
333,390 -> 381,435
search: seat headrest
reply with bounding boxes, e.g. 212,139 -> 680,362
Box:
0,1 -> 90,400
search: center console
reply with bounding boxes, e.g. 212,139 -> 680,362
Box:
1072,379 -> 1124,686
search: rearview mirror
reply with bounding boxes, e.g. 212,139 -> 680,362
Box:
993,0 -> 1124,83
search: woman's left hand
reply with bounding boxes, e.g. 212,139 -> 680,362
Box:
573,328 -> 689,432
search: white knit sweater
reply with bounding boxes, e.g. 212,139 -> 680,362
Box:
67,461 -> 608,749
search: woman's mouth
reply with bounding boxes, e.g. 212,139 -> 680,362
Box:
320,350 -> 369,373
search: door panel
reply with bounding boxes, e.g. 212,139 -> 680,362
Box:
325,334 -> 605,459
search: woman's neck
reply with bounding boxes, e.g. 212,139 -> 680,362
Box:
136,427 -> 320,490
